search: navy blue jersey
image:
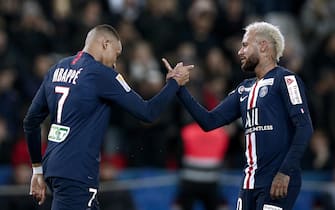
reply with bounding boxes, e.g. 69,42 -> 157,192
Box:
177,66 -> 313,189
24,52 -> 179,187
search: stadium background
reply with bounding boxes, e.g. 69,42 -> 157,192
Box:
0,0 -> 334,209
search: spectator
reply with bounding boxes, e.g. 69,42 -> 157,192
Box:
305,31 -> 335,136
173,122 -> 229,210
123,43 -> 180,166
116,19 -> 141,60
301,129 -> 333,171
0,26 -> 17,68
0,117 -> 12,165
182,0 -> 218,58
22,53 -> 54,101
106,0 -> 145,22
300,0 -> 335,43
214,0 -> 246,51
0,123 -> 50,210
49,0 -> 77,53
98,155 -> 135,210
0,66 -> 20,140
12,0 -> 54,65
128,40 -> 163,86
71,0 -> 107,51
136,0 -> 182,57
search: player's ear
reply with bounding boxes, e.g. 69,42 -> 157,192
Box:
259,40 -> 269,53
102,40 -> 108,50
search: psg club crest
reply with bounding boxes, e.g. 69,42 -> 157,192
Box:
259,86 -> 268,97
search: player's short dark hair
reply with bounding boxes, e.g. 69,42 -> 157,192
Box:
94,24 -> 120,40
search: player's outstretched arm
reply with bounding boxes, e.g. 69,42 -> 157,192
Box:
162,58 -> 241,131
101,60 -> 194,123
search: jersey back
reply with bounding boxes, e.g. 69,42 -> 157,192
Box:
42,52 -> 117,186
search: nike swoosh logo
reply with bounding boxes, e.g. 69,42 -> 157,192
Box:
240,95 -> 248,102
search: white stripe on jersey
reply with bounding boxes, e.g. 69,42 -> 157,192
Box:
244,80 -> 262,189
247,80 -> 261,109
243,132 -> 257,189
258,78 -> 274,87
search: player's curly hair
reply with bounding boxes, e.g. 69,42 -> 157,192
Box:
245,21 -> 285,62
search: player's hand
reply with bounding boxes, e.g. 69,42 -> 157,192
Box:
162,58 -> 194,86
30,174 -> 47,205
270,172 -> 290,200
162,58 -> 175,80
162,58 -> 184,81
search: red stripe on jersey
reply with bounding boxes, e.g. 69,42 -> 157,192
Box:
71,51 -> 84,65
245,82 -> 258,189
246,134 -> 253,189
249,81 -> 258,109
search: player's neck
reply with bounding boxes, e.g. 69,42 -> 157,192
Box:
255,60 -> 277,80
83,46 -> 102,63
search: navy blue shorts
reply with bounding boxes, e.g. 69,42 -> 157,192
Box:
46,177 -> 100,210
236,185 -> 300,210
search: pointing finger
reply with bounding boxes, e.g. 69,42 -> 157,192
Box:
175,62 -> 183,67
162,58 -> 173,72
185,64 -> 194,69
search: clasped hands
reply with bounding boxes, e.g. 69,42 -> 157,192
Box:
162,58 -> 194,86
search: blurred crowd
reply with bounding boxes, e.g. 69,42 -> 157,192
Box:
0,0 -> 334,194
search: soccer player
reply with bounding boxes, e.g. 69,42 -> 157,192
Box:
23,24 -> 194,210
164,22 -> 313,210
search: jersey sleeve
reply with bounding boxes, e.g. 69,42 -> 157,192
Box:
23,79 -> 50,164
278,73 -> 313,175
177,86 -> 241,131
96,68 -> 179,123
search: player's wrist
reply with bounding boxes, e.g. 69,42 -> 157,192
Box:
32,164 -> 43,175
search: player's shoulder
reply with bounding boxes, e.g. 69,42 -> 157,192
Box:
89,63 -> 120,83
42,56 -> 75,80
88,61 -> 128,89
57,55 -> 76,66
242,77 -> 256,85
47,55 -> 76,73
95,62 -> 117,74
229,77 -> 256,95
273,66 -> 297,78
273,66 -> 304,84
239,77 -> 256,89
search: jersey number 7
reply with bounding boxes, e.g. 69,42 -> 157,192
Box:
55,86 -> 70,124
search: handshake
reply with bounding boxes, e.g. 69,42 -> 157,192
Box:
162,58 -> 194,86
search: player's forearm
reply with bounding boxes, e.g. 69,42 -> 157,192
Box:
25,126 -> 43,164
23,112 -> 44,164
125,79 -> 179,123
177,87 -> 222,131
279,114 -> 313,175
143,79 -> 179,122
